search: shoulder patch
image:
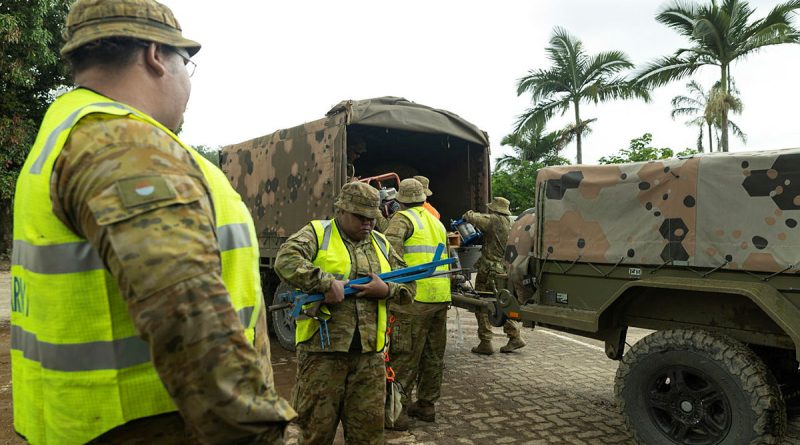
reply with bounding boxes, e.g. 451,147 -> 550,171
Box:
117,176 -> 177,208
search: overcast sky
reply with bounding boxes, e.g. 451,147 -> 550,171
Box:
160,0 -> 800,165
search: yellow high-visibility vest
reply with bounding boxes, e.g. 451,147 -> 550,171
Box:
294,220 -> 391,350
397,207 -> 450,303
11,88 -> 262,444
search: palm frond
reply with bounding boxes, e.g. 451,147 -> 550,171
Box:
514,97 -> 570,133
589,79 -> 651,103
495,155 -> 521,171
671,94 -> 704,109
657,1 -> 699,38
671,106 -> 702,118
735,29 -> 800,59
728,119 -> 747,143
558,118 -> 597,147
634,55 -> 703,88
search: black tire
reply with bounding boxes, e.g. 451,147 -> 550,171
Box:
615,329 -> 786,445
270,282 -> 296,352
488,300 -> 508,328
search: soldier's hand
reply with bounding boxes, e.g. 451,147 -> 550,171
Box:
324,279 -> 347,305
350,273 -> 390,299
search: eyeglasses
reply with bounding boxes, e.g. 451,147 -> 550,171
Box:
171,46 -> 197,78
134,41 -> 197,78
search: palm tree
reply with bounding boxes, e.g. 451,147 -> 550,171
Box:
671,81 -> 713,152
636,0 -> 800,151
672,81 -> 747,152
515,27 -> 650,164
496,120 -> 565,170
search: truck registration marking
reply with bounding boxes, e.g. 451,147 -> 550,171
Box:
628,268 -> 642,278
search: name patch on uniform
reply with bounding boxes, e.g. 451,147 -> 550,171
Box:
117,176 -> 176,208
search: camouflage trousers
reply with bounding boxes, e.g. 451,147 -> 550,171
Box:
475,268 -> 520,342
293,350 -> 385,445
389,302 -> 449,406
475,312 -> 521,342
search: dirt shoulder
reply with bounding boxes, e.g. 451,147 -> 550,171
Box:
0,321 -> 20,444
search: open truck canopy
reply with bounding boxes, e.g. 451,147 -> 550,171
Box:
221,96 -> 491,259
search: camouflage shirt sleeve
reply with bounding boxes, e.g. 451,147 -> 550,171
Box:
273,224 -> 335,294
51,114 -> 295,444
464,210 -> 493,232
383,213 -> 414,256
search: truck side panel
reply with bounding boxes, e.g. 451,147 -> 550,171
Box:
221,116 -> 346,259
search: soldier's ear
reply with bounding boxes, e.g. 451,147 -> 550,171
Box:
143,43 -> 168,77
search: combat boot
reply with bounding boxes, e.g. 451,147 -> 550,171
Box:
386,405 -> 410,431
408,400 -> 436,422
471,340 -> 494,355
500,337 -> 526,353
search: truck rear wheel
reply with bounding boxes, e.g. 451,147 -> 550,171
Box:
615,329 -> 785,445
271,282 -> 296,352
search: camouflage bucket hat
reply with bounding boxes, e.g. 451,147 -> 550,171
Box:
413,175 -> 433,197
397,178 -> 426,204
335,182 -> 381,219
487,197 -> 512,215
61,0 -> 201,56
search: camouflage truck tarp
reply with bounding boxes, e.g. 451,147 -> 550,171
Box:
222,113 -> 348,256
327,97 -> 490,148
535,149 -> 800,274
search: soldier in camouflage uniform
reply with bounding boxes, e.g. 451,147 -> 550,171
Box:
384,179 -> 451,429
10,0 -> 297,443
464,197 -> 526,355
413,175 -> 440,220
274,181 -> 415,445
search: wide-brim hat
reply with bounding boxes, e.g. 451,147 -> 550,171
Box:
397,178 -> 426,204
335,181 -> 382,219
413,175 -> 433,197
487,197 -> 511,215
61,0 -> 201,56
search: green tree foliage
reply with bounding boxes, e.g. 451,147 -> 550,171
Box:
636,0 -> 800,152
515,27 -> 650,164
1,0 -> 71,253
195,145 -> 222,167
491,161 -> 540,215
496,120 -> 571,170
598,133 -> 698,164
492,125 -> 570,214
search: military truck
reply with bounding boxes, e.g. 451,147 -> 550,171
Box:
220,97 -> 491,351
482,150 -> 800,444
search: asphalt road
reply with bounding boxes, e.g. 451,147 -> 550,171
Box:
2,272 -> 800,444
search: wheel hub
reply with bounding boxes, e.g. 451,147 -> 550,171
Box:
645,366 -> 731,444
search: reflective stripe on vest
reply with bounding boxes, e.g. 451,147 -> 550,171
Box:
294,220 -> 392,350
398,207 -> 451,303
11,223 -> 251,275
10,88 -> 262,444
